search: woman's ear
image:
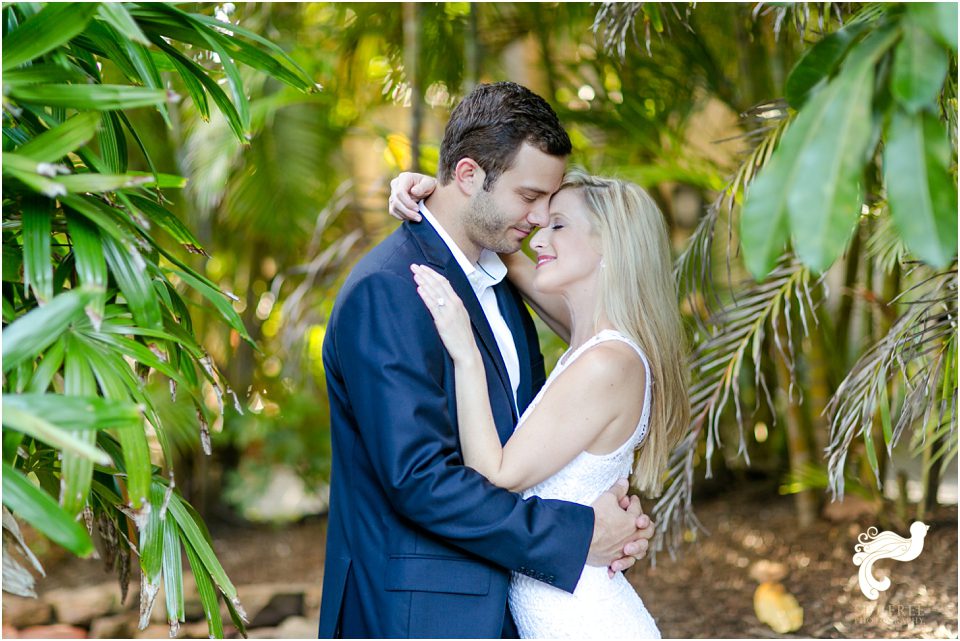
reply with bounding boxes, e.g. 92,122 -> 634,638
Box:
453,158 -> 485,196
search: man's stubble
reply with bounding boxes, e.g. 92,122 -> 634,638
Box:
463,188 -> 521,255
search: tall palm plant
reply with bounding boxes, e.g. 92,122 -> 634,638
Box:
2,3 -> 313,636
595,2 -> 958,558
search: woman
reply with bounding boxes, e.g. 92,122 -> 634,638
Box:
396,169 -> 689,638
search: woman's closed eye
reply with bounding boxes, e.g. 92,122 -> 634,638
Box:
550,223 -> 564,230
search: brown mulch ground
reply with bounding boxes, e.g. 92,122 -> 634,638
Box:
635,486 -> 957,639
28,486 -> 960,638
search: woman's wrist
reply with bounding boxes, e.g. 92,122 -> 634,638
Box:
452,345 -> 482,369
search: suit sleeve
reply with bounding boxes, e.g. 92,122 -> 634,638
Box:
329,270 -> 594,592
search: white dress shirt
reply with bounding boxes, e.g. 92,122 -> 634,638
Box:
419,202 -> 521,411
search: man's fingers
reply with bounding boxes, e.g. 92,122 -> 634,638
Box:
619,495 -> 630,510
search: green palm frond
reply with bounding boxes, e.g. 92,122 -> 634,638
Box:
825,267 -> 958,499
654,255 -> 821,558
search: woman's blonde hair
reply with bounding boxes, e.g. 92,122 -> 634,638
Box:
559,168 -> 689,497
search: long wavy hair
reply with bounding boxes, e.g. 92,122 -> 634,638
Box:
559,168 -> 689,497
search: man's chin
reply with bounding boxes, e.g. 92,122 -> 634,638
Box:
497,241 -> 524,255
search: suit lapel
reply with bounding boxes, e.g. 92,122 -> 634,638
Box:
406,221 -> 516,432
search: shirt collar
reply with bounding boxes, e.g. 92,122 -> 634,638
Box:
419,201 -> 507,296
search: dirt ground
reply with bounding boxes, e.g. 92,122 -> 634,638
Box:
29,485 -> 959,638
636,486 -> 957,639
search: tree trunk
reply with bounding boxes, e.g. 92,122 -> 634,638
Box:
807,328 -> 832,458
535,18 -> 557,102
773,315 -> 816,526
403,2 -> 423,172
835,221 -> 862,365
464,3 -> 481,92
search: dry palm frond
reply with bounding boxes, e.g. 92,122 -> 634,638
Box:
592,2 -> 692,59
864,205 -> 909,276
654,256 -> 822,560
752,3 -> 859,42
273,182 -> 362,376
675,104 -> 792,323
593,3 -> 643,59
825,267 -> 958,499
2,508 -> 45,598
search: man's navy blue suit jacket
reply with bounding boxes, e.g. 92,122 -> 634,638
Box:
317,219 -> 595,638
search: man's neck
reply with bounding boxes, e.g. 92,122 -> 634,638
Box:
423,189 -> 483,264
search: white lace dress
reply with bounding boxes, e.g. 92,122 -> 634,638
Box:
509,330 -> 661,639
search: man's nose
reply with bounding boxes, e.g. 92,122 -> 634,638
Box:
526,200 -> 550,228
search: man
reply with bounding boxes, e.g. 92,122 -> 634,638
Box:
319,82 -> 654,639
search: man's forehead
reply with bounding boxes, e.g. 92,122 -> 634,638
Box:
503,144 -> 566,190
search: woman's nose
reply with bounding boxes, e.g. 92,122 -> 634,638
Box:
530,228 -> 546,250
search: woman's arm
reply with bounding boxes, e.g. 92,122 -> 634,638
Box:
413,265 -> 644,493
499,251 -> 572,343
412,264 -> 507,480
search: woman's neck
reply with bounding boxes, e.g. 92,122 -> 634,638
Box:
563,286 -> 614,351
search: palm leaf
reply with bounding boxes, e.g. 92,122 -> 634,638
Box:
653,256 -> 821,559
1,287 -> 100,372
825,267 -> 958,499
1,3 -> 100,72
2,462 -> 94,557
675,105 -> 791,329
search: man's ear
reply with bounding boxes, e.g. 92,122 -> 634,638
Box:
453,158 -> 485,196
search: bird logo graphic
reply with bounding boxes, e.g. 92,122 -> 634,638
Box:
853,521 -> 929,600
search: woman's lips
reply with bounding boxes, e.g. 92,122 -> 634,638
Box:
536,255 -> 555,269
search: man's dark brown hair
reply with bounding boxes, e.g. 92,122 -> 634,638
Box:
437,82 -> 572,190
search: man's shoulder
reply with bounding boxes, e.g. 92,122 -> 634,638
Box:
343,225 -> 422,290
